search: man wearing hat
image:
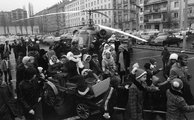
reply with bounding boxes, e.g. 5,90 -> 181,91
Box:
166,78 -> 194,120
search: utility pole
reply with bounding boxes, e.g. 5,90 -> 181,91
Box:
182,0 -> 188,51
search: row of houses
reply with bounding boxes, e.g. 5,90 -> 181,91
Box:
35,0 -> 194,33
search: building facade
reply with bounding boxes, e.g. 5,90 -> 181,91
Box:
64,0 -> 114,29
114,0 -> 139,31
144,0 -> 169,31
139,0 -> 144,30
188,0 -> 194,28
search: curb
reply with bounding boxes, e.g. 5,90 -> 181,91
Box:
133,45 -> 194,54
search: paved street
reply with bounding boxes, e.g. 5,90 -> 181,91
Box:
12,44 -> 194,120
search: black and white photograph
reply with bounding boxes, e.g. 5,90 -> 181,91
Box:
0,0 -> 194,120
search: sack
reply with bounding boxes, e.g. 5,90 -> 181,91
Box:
7,99 -> 23,118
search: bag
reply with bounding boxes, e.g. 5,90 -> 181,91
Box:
7,98 -> 23,118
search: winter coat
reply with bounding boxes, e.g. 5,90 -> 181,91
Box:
161,49 -> 170,62
48,62 -> 62,77
0,84 -> 14,120
90,59 -> 103,75
102,56 -> 116,75
19,77 -> 44,112
116,50 -> 130,73
1,59 -> 12,72
166,89 -> 194,120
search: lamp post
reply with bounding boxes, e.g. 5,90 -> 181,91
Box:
182,0 -> 188,51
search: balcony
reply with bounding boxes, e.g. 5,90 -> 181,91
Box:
188,13 -> 194,19
144,0 -> 167,6
144,8 -> 168,15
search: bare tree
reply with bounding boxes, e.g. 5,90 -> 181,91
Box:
19,21 -> 23,34
166,12 -> 179,30
29,3 -> 34,34
1,12 -> 7,34
24,19 -> 28,34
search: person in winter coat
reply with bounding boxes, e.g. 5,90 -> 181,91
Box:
1,55 -> 12,85
166,78 -> 194,120
47,55 -> 61,77
19,67 -> 44,120
163,53 -> 178,79
65,50 -> 89,96
90,54 -> 103,76
16,56 -> 31,98
125,66 -> 159,120
169,54 -> 194,105
82,54 -> 92,69
116,44 -> 130,83
37,49 -> 49,72
0,71 -> 15,120
102,51 -> 116,79
161,46 -> 170,70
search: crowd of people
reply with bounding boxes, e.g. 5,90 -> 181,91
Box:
0,32 -> 194,120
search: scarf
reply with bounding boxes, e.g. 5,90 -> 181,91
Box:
119,52 -> 125,72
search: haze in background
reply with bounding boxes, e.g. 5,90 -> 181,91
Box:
0,0 -> 62,14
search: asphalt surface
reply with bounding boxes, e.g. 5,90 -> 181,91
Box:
13,44 -> 194,120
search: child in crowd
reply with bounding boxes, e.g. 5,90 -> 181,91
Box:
166,78 -> 194,120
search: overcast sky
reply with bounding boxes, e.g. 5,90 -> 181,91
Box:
0,0 -> 62,14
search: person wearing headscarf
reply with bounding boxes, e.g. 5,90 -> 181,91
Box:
102,44 -> 110,59
47,55 -> 61,77
116,44 -> 130,83
82,54 -> 92,69
102,51 -> 116,79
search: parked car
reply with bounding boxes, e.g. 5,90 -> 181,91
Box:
150,34 -> 182,47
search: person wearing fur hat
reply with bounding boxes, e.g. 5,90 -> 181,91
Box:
166,78 -> 194,120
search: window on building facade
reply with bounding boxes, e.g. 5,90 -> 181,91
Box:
140,0 -> 143,4
108,3 -> 111,8
94,1 -> 96,5
105,0 -> 106,2
91,2 -> 93,6
174,12 -> 178,18
153,14 -> 161,19
109,11 -> 111,15
140,17 -> 143,21
124,14 -> 128,21
101,19 -> 103,24
97,0 -> 99,4
174,2 -> 179,8
105,5 -> 107,9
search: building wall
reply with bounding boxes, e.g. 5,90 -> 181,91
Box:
188,0 -> 194,28
144,0 -> 170,31
139,0 -> 144,30
114,0 -> 139,31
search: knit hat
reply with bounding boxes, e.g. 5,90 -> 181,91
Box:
150,58 -> 156,65
22,56 -> 31,65
171,78 -> 183,91
135,68 -> 147,79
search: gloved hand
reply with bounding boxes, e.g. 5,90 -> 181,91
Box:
29,109 -> 35,115
103,112 -> 110,119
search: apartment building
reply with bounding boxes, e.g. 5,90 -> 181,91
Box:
139,0 -> 144,30
144,0 -> 168,31
114,0 -> 139,31
188,0 -> 194,28
64,0 -> 114,28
